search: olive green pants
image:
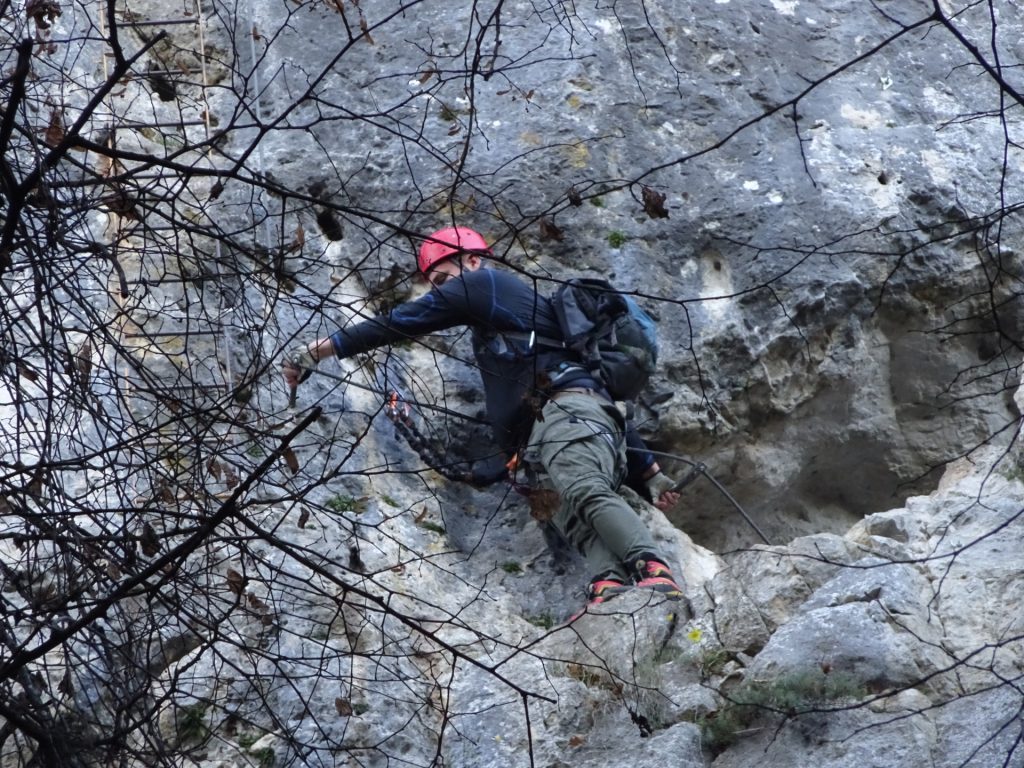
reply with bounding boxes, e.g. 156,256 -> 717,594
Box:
527,392 -> 659,583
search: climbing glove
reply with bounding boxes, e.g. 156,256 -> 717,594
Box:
645,471 -> 678,503
285,343 -> 317,384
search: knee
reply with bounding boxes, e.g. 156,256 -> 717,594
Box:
560,473 -> 619,513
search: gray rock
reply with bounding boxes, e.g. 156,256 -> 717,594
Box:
747,601 -> 927,692
711,704 -> 940,768
10,1 -> 1024,768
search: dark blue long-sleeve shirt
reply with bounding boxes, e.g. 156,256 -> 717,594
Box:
329,266 -> 656,480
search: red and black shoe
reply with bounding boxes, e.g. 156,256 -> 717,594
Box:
632,556 -> 684,599
569,577 -> 631,621
588,578 -> 631,605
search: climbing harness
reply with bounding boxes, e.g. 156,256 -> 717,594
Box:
504,449 -> 561,522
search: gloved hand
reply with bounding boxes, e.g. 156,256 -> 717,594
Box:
283,343 -> 317,388
645,471 -> 680,511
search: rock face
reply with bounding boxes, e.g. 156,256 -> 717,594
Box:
705,449 -> 1024,768
121,441 -> 1023,768
232,0 -> 1024,551
222,0 -> 1024,754
4,0 -> 1024,767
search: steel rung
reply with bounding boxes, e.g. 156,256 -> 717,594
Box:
118,17 -> 200,27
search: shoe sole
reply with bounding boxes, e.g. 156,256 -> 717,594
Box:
569,580 -> 689,622
569,585 -> 631,621
636,577 -> 684,599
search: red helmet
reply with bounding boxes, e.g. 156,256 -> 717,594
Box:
417,226 -> 490,274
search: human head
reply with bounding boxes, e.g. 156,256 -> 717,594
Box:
417,226 -> 491,277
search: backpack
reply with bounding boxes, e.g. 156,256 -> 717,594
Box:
548,278 -> 658,401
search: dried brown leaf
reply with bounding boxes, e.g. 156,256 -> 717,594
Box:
26,0 -> 61,29
641,185 -> 669,219
44,108 -> 64,147
74,338 -> 92,387
247,593 -> 268,612
359,14 -> 375,44
58,670 -> 74,696
335,697 -> 353,717
140,522 -> 160,556
226,568 -> 247,595
17,363 -> 39,382
538,217 -> 564,242
282,447 -> 299,475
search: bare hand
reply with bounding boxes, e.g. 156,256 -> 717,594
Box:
654,489 -> 681,511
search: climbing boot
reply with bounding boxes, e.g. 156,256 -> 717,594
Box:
631,555 -> 684,599
569,577 -> 630,621
588,578 -> 631,605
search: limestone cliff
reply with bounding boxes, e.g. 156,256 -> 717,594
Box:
1,0 -> 1023,767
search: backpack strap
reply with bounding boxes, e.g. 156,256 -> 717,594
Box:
498,329 -> 565,351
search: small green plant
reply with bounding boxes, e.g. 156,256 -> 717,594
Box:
438,102 -> 459,122
526,612 -> 555,629
237,732 -> 258,750
246,444 -> 265,458
698,648 -> 732,679
379,493 -> 400,508
607,231 -> 627,248
698,703 -> 750,751
589,196 -> 605,208
253,747 -> 275,768
353,702 -> 370,716
418,520 -> 446,535
326,495 -> 367,514
1000,462 -> 1024,484
177,704 -> 208,743
502,561 -> 522,574
699,670 -> 868,754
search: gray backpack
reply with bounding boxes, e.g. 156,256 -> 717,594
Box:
548,278 -> 658,401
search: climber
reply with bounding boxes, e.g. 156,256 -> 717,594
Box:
282,226 -> 685,614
